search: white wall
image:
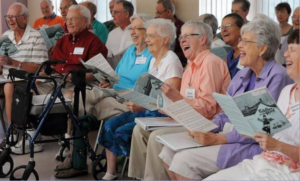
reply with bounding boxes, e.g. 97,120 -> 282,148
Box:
28,0 -> 43,27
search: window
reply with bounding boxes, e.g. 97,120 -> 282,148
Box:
52,0 -> 135,22
199,0 -> 299,33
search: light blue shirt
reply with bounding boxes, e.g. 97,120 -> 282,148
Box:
113,45 -> 152,91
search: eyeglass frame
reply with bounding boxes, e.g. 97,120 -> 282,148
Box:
155,9 -> 168,15
178,33 -> 202,42
292,15 -> 300,19
4,14 -> 26,21
129,27 -> 146,31
111,10 -> 127,15
59,5 -> 69,11
144,33 -> 161,40
238,38 -> 258,45
65,17 -> 85,23
218,24 -> 236,30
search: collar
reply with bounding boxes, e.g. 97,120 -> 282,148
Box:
8,25 -> 31,44
239,60 -> 276,81
187,49 -> 210,68
43,12 -> 56,20
68,28 -> 89,42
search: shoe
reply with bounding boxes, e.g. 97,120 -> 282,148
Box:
55,146 -> 69,161
0,134 -> 18,150
10,139 -> 43,155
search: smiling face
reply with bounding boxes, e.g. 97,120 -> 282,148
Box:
284,43 -> 299,82
6,4 -> 27,32
60,0 -> 71,20
130,18 -> 146,47
221,17 -> 241,47
145,25 -> 166,56
292,7 -> 299,29
66,9 -> 88,36
180,26 -> 204,61
238,31 -> 266,68
41,1 -> 53,18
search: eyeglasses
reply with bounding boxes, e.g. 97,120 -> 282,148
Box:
292,15 -> 300,19
155,9 -> 168,15
238,38 -> 257,45
144,34 -> 160,40
129,27 -> 146,31
178,33 -> 201,42
276,10 -> 288,14
41,6 -> 50,11
59,5 -> 69,11
65,17 -> 84,23
112,10 -> 126,15
218,24 -> 236,30
4,14 -> 25,21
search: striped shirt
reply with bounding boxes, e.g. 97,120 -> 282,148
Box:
3,25 -> 48,64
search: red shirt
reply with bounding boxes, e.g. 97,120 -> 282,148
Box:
52,28 -> 108,74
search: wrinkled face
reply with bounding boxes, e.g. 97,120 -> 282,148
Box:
60,0 -> 70,20
6,5 -> 27,31
292,8 -> 299,29
232,2 -> 247,20
284,43 -> 299,82
155,3 -> 169,19
221,17 -> 241,46
41,1 -> 53,18
238,31 -> 262,68
180,26 -> 204,61
112,3 -> 128,26
66,9 -> 88,36
276,8 -> 290,23
130,18 -> 146,47
145,25 -> 166,55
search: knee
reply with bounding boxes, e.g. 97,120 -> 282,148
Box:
4,83 -> 14,97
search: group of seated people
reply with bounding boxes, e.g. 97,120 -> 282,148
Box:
0,0 -> 299,180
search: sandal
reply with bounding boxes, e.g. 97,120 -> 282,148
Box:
55,168 -> 88,178
54,162 -> 72,171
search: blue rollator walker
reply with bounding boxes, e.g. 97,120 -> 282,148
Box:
0,60 -> 106,180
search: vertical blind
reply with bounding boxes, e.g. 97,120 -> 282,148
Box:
199,0 -> 299,32
52,0 -> 135,22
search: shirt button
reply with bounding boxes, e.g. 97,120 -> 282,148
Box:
66,61 -> 68,63
70,53 -> 72,55
62,68 -> 64,70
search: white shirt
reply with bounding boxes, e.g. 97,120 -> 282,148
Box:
106,25 -> 133,58
149,50 -> 183,81
3,25 -> 48,63
211,38 -> 226,48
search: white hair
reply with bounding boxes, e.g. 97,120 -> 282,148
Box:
146,18 -> 176,45
181,20 -> 213,48
241,16 -> 281,61
130,14 -> 154,27
41,0 -> 53,6
69,5 -> 91,25
9,3 -> 29,23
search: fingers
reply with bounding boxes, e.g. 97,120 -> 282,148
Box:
160,84 -> 173,94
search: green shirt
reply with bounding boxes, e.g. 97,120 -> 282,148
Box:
92,19 -> 109,44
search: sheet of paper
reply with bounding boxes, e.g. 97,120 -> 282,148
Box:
135,117 -> 181,131
212,92 -> 255,136
162,100 -> 218,132
0,36 -> 19,56
120,90 -> 158,111
32,94 -> 71,106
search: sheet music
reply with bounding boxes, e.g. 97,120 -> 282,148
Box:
120,90 -> 158,111
80,53 -> 119,79
162,100 -> 218,132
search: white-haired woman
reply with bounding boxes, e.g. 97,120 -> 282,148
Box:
159,16 -> 294,181
97,18 -> 183,180
205,28 -> 299,181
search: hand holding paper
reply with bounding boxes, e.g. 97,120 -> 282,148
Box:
190,131 -> 227,146
254,132 -> 280,151
160,83 -> 183,102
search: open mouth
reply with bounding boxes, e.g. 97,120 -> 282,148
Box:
182,46 -> 190,51
223,34 -> 230,38
286,62 -> 293,66
240,51 -> 246,57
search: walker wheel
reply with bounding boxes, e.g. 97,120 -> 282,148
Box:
92,155 -> 107,180
9,165 -> 39,180
0,151 -> 14,178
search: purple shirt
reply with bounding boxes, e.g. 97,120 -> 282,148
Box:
212,60 -> 294,169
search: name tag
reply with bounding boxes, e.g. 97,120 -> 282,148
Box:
236,57 -> 244,70
135,56 -> 147,64
73,47 -> 84,55
185,88 -> 195,99
289,103 -> 299,115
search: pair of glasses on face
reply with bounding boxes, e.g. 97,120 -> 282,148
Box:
178,34 -> 201,42
144,34 -> 160,40
129,27 -> 146,31
155,9 -> 168,15
65,17 -> 84,23
112,10 -> 126,15
218,24 -> 236,30
292,15 -> 300,19
4,14 -> 25,21
59,5 -> 69,11
238,38 -> 257,45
